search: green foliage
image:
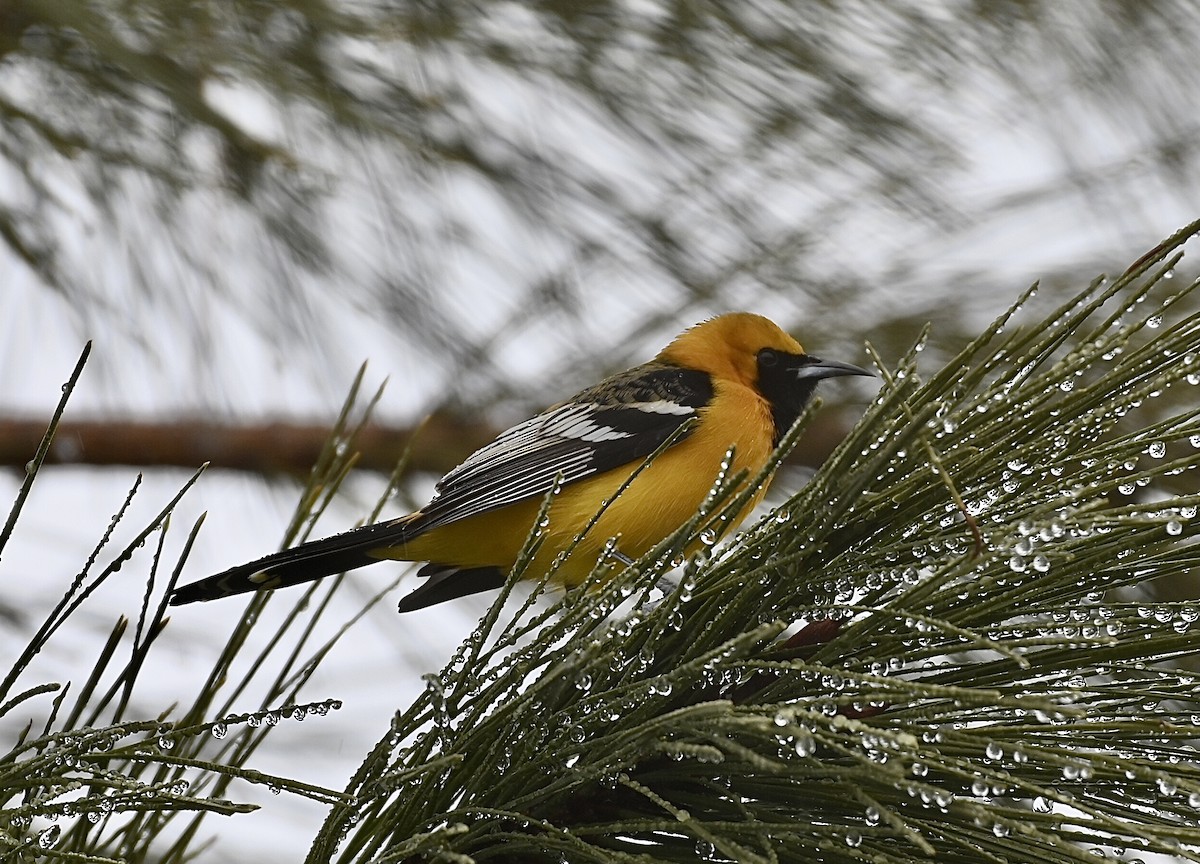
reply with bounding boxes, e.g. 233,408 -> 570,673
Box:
0,362 -> 391,862
313,223 -> 1200,863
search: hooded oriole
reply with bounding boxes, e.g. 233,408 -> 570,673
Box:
170,313 -> 871,612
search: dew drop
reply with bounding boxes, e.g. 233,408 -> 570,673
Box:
37,826 -> 60,849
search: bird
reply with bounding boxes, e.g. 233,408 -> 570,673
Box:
170,313 -> 872,613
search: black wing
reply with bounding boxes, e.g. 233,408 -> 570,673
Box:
413,364 -> 713,532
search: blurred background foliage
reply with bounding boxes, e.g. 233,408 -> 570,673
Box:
4,0 -> 1200,420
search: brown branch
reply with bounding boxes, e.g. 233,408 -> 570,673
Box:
0,410 -> 862,476
0,414 -> 493,476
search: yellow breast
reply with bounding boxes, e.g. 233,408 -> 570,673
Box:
394,380 -> 776,587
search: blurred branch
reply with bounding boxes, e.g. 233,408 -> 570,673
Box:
0,412 -> 862,476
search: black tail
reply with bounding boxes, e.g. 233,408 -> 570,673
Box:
169,515 -> 420,606
395,564 -> 507,612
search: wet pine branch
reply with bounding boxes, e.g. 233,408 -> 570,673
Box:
318,222 -> 1200,864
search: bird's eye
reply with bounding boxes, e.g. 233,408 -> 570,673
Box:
757,348 -> 779,368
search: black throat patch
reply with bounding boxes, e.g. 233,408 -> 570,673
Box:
755,350 -> 821,445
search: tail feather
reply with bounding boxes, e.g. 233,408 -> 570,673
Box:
170,515 -> 420,606
396,564 -> 506,612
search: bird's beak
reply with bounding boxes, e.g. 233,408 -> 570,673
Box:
792,357 -> 874,381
